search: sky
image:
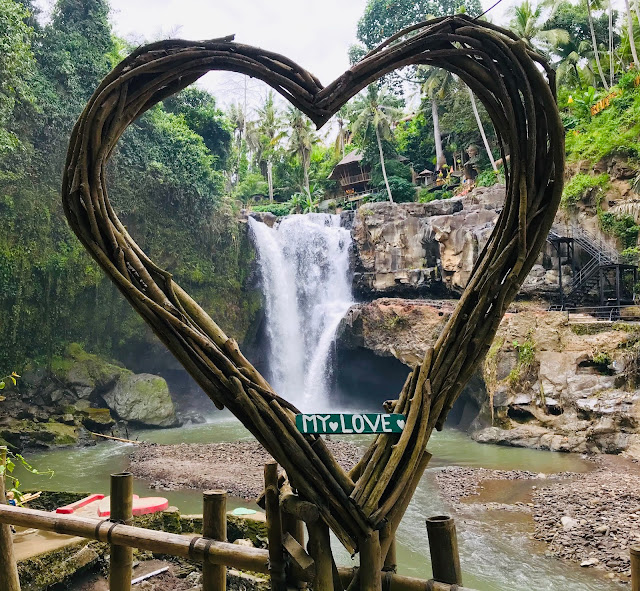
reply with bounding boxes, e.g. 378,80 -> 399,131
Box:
34,0 -> 517,118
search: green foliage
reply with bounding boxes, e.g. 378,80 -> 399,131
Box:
561,173 -> 609,207
598,211 -> 640,249
591,351 -> 612,366
564,84 -> 640,163
356,0 -> 483,51
475,167 -> 504,187
385,176 -> 416,203
235,172 -> 269,203
508,335 -> 537,384
418,188 -> 453,202
251,202 -> 292,217
0,0 -> 35,153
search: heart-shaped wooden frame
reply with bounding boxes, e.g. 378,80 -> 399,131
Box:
62,15 -> 564,560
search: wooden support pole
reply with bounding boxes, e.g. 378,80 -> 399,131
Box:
359,531 -> 382,591
307,520 -> 333,591
202,490 -> 226,591
0,504 -> 270,573
381,522 -> 397,573
631,546 -> 640,591
109,472 -> 133,591
425,516 -> 462,586
264,462 -> 286,591
0,447 -> 20,591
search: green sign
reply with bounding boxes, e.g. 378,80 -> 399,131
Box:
295,413 -> 406,434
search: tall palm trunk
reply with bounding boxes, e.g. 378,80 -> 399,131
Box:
609,0 -> 615,86
302,151 -> 310,193
587,0 -> 610,89
375,126 -> 394,203
431,98 -> 447,170
625,0 -> 640,69
467,87 -> 497,172
267,160 -> 274,202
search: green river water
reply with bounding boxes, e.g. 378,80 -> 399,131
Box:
15,413 -> 620,590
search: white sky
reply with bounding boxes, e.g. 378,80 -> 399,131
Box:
34,0 -> 518,118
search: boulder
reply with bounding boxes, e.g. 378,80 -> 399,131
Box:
102,374 -> 178,428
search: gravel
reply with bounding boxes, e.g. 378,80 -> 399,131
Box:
128,440 -> 361,500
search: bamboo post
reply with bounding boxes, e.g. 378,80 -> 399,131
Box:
426,516 -> 462,586
264,462 -> 286,591
202,490 -> 226,591
307,520 -> 333,591
0,447 -> 20,591
631,546 -> 640,591
109,472 -> 133,591
359,531 -> 382,591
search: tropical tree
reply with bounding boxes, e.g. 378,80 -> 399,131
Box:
350,85 -> 403,203
509,0 -> 570,54
586,0 -> 611,89
623,0 -> 640,68
286,107 -> 318,193
422,68 -> 454,170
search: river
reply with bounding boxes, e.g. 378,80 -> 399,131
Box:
15,414 -> 620,590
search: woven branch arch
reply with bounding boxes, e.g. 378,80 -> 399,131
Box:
62,15 -> 564,558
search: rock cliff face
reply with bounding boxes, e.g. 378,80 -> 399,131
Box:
351,186 -> 564,298
337,299 -> 640,457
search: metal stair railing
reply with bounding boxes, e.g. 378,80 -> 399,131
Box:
549,224 -> 621,305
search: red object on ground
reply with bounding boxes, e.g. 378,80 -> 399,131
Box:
56,494 -> 105,514
98,495 -> 169,517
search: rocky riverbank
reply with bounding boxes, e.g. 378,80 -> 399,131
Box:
128,441 -> 362,500
437,458 -> 638,584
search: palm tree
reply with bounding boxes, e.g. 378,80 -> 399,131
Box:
286,107 -> 317,193
247,91 -> 282,201
509,0 -> 570,52
350,85 -> 403,203
422,68 -> 453,171
586,0 -> 611,89
624,0 -> 640,69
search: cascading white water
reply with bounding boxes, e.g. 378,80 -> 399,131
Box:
249,213 -> 353,411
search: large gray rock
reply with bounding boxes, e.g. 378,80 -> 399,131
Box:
102,373 -> 178,428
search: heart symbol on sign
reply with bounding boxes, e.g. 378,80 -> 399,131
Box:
329,422 -> 339,432
62,15 -> 563,559
396,419 -> 405,430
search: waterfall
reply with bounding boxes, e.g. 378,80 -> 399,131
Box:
249,213 -> 353,411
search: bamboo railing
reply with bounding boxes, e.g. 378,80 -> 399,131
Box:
0,465 -> 478,591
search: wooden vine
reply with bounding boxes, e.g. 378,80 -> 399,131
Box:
62,14 -> 564,576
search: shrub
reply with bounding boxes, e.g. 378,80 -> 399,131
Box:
598,211 -> 640,249
386,176 -> 416,203
561,173 -> 609,208
251,201 -> 292,217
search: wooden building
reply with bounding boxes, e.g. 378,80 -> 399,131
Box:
328,150 -> 372,202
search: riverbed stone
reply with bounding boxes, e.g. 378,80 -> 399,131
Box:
102,373 -> 178,428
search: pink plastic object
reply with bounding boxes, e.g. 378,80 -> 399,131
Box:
56,493 -> 105,514
98,495 -> 168,517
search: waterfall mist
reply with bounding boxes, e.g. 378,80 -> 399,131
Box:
249,213 -> 353,411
